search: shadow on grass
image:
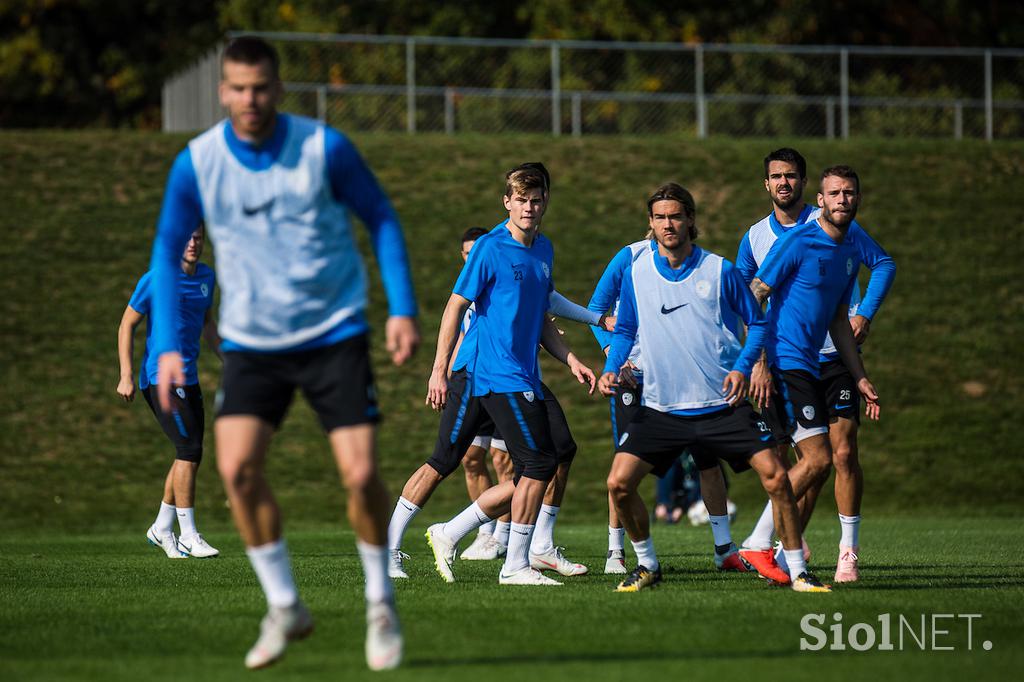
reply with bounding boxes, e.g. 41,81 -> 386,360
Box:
407,647 -> 793,668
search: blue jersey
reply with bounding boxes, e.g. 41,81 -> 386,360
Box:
755,222 -> 861,377
148,114 -> 416,356
452,222 -> 554,397
128,264 -> 215,388
587,240 -> 654,376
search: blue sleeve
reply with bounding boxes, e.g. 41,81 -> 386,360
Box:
850,223 -> 896,320
603,262 -> 639,374
720,261 -> 766,376
755,229 -> 800,290
127,273 -> 152,316
735,233 -> 758,285
453,238 -> 493,302
587,246 -> 632,350
325,128 -> 418,317
148,148 -> 203,358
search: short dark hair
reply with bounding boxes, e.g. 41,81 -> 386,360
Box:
820,165 -> 860,193
647,183 -> 698,240
764,147 -> 807,180
223,36 -> 280,79
461,227 -> 488,243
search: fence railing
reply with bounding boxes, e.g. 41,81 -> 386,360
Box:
162,32 -> 1024,140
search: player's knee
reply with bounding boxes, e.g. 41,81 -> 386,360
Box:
557,441 -> 577,465
761,466 -> 789,498
607,473 -> 631,502
461,452 -> 487,476
831,440 -> 857,473
220,458 -> 261,495
341,459 -> 379,493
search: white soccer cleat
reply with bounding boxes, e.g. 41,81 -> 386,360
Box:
365,600 -> 403,671
177,533 -> 219,558
147,525 -> 186,559
604,549 -> 627,575
460,533 -> 504,561
388,549 -> 410,579
244,601 -> 314,670
687,501 -> 710,526
425,524 -> 457,583
529,547 -> 588,576
498,566 -> 563,586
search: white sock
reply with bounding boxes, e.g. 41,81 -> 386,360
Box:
479,520 -> 497,537
529,504 -> 559,555
608,525 -> 625,552
442,502 -> 492,545
631,537 -> 660,571
387,497 -> 420,551
742,500 -> 775,550
708,514 -> 732,548
494,521 -> 511,546
247,540 -> 299,608
785,548 -> 807,581
839,514 -> 861,547
176,507 -> 197,539
154,502 -> 176,534
356,540 -> 393,604
502,522 -> 534,573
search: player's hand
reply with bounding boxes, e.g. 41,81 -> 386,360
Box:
156,352 -> 185,412
722,370 -> 747,405
599,314 -> 617,332
426,367 -> 449,411
749,357 -> 773,409
598,371 -> 619,397
850,315 -> 871,344
116,376 -> 135,402
386,315 -> 420,366
858,377 -> 881,420
618,361 -> 639,390
566,353 -> 596,394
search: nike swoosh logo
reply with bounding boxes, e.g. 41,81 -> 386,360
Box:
661,303 -> 688,314
833,403 -> 850,410
511,263 -> 525,269
242,199 -> 275,216
179,542 -> 192,552
537,559 -> 558,569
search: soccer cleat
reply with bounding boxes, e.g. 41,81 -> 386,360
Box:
834,545 -> 860,583
791,571 -> 832,593
498,566 -> 562,585
604,549 -> 627,575
147,525 -> 186,559
244,601 -> 314,670
388,549 -> 410,579
365,599 -> 403,671
686,501 -> 709,526
177,533 -> 219,558
615,564 -> 663,592
715,543 -> 753,573
773,540 -> 789,574
739,547 -> 791,584
425,524 -> 457,583
461,533 -> 503,561
529,547 -> 588,576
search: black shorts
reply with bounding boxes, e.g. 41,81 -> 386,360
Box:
426,371 -> 559,482
217,334 -> 379,432
609,384 -> 643,452
143,383 -> 205,463
820,359 -> 861,423
774,369 -> 830,442
618,403 -> 774,476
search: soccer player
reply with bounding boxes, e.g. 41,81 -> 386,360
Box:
598,183 -> 828,592
117,223 -> 220,559
588,233 -> 745,575
737,149 -> 895,582
147,37 -> 418,671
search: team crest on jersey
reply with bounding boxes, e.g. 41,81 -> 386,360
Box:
175,387 -> 186,399
542,262 -> 550,279
201,283 -> 209,298
846,258 -> 854,275
695,280 -> 712,298
802,405 -> 815,420
523,391 -> 535,403
622,392 -> 634,406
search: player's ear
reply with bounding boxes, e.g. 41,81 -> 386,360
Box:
816,192 -> 824,208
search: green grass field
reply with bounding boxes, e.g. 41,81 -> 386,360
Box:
2,519 -> 1021,681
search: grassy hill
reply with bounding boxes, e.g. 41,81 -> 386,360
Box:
2,130 -> 1022,533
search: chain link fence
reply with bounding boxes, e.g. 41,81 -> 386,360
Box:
163,32 -> 1024,140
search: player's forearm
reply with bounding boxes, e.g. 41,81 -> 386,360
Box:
548,291 -> 601,326
432,295 -> 470,372
540,318 -> 572,365
117,323 -> 135,380
750,278 -> 772,306
829,310 -> 867,382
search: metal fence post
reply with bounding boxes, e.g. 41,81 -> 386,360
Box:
840,48 -> 849,139
551,43 -> 561,136
571,93 -> 582,137
695,45 -> 706,139
985,49 -> 993,141
954,102 -> 963,140
445,87 -> 455,135
316,86 -> 327,122
406,37 -> 416,133
826,97 -> 835,139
